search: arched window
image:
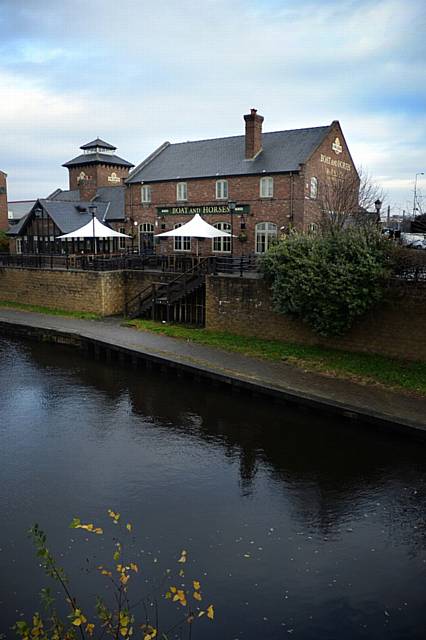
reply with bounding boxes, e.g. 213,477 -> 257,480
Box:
255,222 -> 277,253
139,223 -> 154,253
174,223 -> 191,252
310,176 -> 318,199
212,222 -> 231,253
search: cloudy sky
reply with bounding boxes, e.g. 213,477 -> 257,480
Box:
1,0 -> 425,214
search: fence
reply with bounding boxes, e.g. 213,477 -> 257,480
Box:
0,253 -> 260,276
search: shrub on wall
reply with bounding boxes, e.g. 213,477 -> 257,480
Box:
0,230 -> 9,253
261,228 -> 394,337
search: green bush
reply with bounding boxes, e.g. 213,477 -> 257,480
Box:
261,228 -> 394,337
0,230 -> 9,253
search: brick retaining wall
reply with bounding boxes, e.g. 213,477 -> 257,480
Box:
1,267 -> 425,362
205,275 -> 426,362
0,267 -> 176,316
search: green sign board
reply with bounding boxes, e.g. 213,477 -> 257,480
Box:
156,204 -> 250,216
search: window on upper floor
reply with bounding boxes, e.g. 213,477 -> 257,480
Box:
141,185 -> 151,203
177,182 -> 188,201
310,177 -> 318,199
216,180 -> 228,200
260,176 -> 274,198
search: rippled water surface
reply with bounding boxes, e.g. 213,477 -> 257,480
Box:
0,334 -> 425,639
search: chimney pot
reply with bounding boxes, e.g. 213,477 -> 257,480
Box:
244,108 -> 264,160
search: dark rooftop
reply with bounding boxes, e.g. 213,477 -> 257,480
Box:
126,125 -> 331,183
63,153 -> 134,169
80,138 -> 117,151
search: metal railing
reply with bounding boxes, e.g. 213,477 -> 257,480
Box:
0,252 -> 261,275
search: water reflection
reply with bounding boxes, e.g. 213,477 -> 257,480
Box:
1,335 -> 425,640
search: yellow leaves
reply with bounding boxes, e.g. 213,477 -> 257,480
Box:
119,612 -> 133,636
108,509 -> 120,524
120,573 -> 130,586
72,609 -> 87,626
113,543 -> 122,562
178,569 -> 185,577
193,580 -> 201,591
178,549 -> 187,563
130,562 -> 139,573
101,569 -> 112,577
85,623 -> 95,636
193,591 -> 202,601
126,523 -> 132,532
169,586 -> 187,607
70,518 -> 103,535
141,625 -> 157,640
207,604 -> 214,620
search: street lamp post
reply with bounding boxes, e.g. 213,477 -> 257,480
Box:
374,199 -> 382,224
228,201 -> 236,258
413,172 -> 424,218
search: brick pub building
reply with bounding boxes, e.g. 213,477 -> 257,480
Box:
7,109 -> 357,256
125,109 -> 357,256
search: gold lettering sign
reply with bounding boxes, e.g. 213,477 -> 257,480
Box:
332,137 -> 343,155
108,172 -> 121,183
320,154 -> 351,171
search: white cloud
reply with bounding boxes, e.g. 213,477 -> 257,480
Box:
1,0 -> 425,209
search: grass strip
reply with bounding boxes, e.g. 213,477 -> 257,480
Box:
0,300 -> 100,320
125,319 -> 426,396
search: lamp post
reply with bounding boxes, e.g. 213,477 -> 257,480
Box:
413,172 -> 424,218
374,199 -> 382,224
88,204 -> 97,254
228,201 -> 236,257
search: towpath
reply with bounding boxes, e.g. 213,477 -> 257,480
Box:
0,308 -> 425,434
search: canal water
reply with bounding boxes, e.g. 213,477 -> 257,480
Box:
0,334 -> 425,639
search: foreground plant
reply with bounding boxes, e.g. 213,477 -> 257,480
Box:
14,511 -> 214,640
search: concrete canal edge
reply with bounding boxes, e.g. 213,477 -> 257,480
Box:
1,318 -> 425,439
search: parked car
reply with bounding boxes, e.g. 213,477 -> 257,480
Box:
400,233 -> 426,250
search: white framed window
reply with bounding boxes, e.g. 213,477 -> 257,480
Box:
216,179 -> 228,200
212,222 -> 231,253
260,176 -> 274,198
119,226 -> 126,249
310,177 -> 318,199
173,223 -> 191,252
176,182 -> 187,201
255,222 -> 277,254
16,238 -> 23,254
141,185 -> 151,203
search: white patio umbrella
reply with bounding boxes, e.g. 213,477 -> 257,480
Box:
57,217 -> 131,254
155,213 -> 234,255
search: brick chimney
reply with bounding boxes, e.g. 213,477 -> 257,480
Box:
78,176 -> 97,201
0,171 -> 8,230
244,108 -> 264,160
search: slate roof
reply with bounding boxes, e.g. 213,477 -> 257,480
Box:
62,153 -> 134,168
92,186 -> 126,221
8,200 -> 36,220
7,199 -> 111,236
49,186 -> 126,221
80,138 -> 116,150
127,125 -> 331,183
